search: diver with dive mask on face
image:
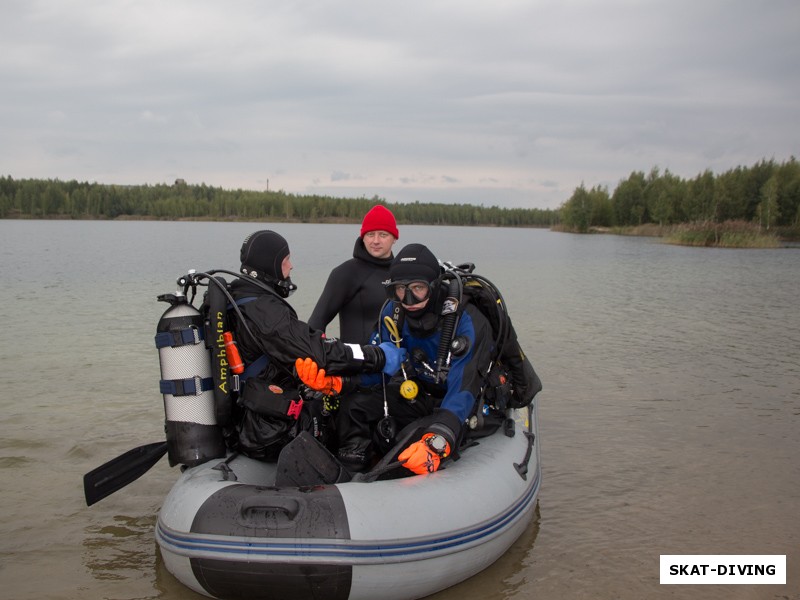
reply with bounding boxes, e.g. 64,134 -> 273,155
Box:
298,243 -> 502,475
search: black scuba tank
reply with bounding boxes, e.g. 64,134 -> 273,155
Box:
155,291 -> 226,467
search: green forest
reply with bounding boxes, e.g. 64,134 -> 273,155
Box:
3,157 -> 799,238
0,176 -> 554,228
559,157 -> 800,235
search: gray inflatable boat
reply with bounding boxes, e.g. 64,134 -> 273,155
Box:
156,402 -> 540,600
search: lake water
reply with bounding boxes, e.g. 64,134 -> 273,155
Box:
0,220 -> 798,600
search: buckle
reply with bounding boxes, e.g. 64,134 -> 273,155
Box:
286,399 -> 303,420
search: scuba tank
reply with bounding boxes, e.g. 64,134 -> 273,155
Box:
155,289 -> 226,467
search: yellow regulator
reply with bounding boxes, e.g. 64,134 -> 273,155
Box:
383,315 -> 419,401
400,379 -> 419,400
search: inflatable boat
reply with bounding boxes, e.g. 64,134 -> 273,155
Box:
155,403 -> 540,600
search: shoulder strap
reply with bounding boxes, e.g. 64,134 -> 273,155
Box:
229,293 -> 298,382
230,296 -> 270,383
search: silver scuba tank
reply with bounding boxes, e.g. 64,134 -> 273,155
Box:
155,291 -> 226,467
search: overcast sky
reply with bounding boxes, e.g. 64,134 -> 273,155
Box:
2,1 -> 798,210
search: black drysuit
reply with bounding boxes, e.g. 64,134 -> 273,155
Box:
227,278 -> 380,459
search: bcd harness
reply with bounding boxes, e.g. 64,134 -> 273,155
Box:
155,268 -> 315,467
173,270 -> 301,430
381,262 -> 540,434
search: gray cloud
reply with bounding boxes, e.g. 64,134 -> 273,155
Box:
2,0 -> 798,209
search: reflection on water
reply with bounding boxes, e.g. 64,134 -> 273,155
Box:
432,504 -> 542,600
83,515 -> 158,585
153,544 -> 209,600
0,456 -> 33,468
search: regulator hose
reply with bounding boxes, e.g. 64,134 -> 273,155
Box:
435,272 -> 462,383
178,268 -> 282,344
176,268 -> 298,381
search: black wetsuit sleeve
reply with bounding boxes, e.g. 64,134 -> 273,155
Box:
308,263 -> 355,333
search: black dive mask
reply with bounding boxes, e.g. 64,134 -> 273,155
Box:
385,280 -> 433,306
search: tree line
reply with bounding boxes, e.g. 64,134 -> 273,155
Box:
6,157 -> 799,233
0,176 -> 556,228
559,157 -> 800,233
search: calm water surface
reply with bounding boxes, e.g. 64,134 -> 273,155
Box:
0,220 -> 798,600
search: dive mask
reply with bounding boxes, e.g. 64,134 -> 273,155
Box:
385,280 -> 432,306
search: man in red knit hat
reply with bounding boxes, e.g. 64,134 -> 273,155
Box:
309,205 -> 399,343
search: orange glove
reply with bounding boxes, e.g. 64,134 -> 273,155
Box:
398,433 -> 451,475
295,358 -> 343,395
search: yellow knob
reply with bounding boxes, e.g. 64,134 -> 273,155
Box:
400,379 -> 419,400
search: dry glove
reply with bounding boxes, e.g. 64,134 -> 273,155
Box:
398,433 -> 451,475
378,342 -> 406,375
295,357 -> 342,395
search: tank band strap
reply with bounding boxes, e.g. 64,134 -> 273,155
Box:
159,376 -> 214,396
154,326 -> 203,349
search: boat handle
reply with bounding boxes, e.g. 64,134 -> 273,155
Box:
239,497 -> 302,525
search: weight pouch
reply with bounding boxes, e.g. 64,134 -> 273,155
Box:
240,377 -> 302,420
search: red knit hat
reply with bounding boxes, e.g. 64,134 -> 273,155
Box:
360,205 -> 399,239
